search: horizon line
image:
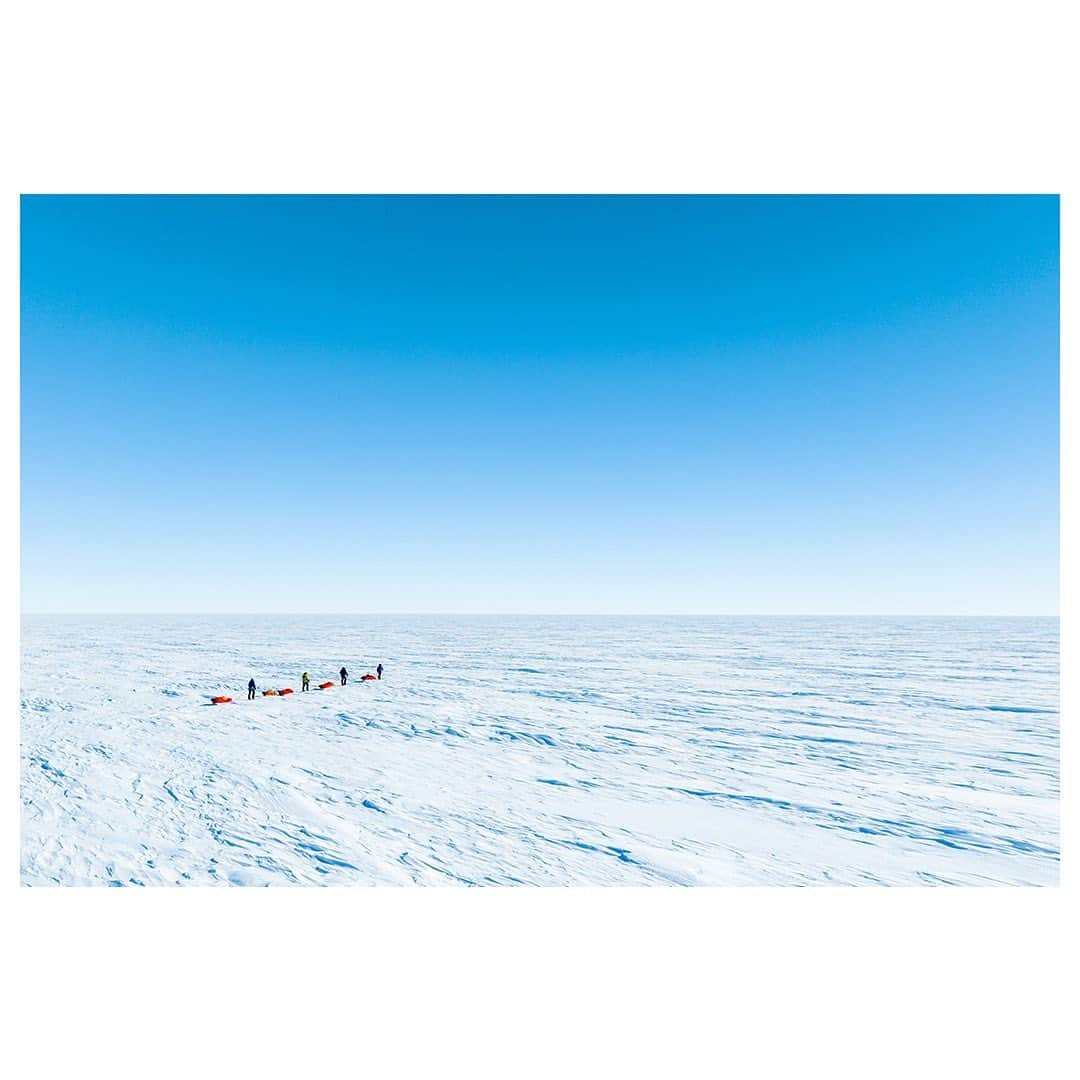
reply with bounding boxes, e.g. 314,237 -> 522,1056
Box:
21,610 -> 1061,619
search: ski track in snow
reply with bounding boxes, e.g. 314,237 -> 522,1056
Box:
20,615 -> 1059,886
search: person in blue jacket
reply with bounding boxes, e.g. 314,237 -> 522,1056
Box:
340,666 -> 348,686
247,678 -> 256,700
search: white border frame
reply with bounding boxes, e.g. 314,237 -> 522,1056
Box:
4,3 -> 1072,1077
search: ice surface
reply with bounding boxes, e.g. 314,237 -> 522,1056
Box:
20,616 -> 1058,886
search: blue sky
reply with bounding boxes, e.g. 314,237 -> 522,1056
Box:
21,195 -> 1058,614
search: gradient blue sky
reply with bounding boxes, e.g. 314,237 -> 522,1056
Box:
21,195 -> 1058,614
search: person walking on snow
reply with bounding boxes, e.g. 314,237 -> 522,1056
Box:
340,666 -> 348,686
247,678 -> 256,700
302,672 -> 310,692
376,663 -> 384,680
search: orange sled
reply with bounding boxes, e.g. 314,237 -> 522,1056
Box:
263,689 -> 279,697
318,681 -> 335,690
211,696 -> 232,704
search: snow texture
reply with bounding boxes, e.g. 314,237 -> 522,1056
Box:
21,615 -> 1058,886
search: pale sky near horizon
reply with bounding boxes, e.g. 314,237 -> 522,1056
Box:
21,195 -> 1058,614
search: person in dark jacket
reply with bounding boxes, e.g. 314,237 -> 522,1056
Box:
340,666 -> 348,686
247,678 -> 256,700
376,663 -> 384,680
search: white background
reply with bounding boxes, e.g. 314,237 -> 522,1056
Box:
2,2 -> 1074,1076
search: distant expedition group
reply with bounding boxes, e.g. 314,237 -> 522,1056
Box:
218,663 -> 384,703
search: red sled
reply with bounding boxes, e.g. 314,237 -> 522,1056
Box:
361,674 -> 377,681
211,696 -> 232,704
318,682 -> 335,690
279,688 -> 294,695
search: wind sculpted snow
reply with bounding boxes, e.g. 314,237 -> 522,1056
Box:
20,616 -> 1059,886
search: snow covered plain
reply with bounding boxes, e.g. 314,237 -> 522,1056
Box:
21,616 -> 1058,886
